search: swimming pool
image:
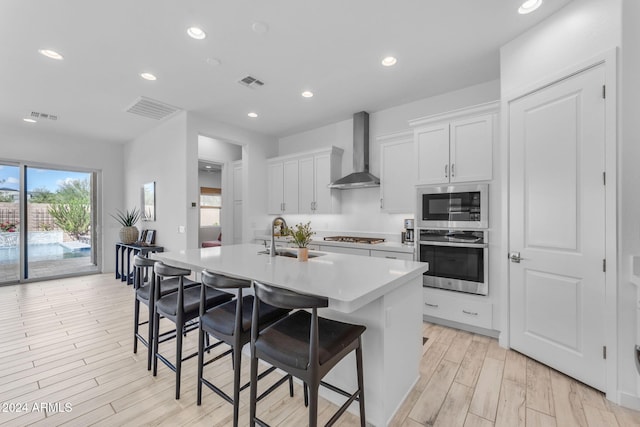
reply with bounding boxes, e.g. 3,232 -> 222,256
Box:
0,243 -> 90,265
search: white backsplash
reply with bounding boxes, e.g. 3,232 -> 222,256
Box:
258,187 -> 414,243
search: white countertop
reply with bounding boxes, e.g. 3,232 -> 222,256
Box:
255,235 -> 416,254
154,244 -> 428,313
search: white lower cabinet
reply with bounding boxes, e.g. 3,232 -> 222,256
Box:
422,287 -> 493,330
318,245 -> 370,256
370,250 -> 413,261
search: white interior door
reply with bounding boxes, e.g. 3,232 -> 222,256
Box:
509,64 -> 606,391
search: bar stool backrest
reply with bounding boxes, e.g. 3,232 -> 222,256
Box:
133,255 -> 156,290
252,281 -> 328,310
201,270 -> 250,290
154,262 -> 191,278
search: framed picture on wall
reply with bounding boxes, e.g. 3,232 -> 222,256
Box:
145,229 -> 156,245
142,182 -> 156,221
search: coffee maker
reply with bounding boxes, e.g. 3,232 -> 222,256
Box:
403,218 -> 415,245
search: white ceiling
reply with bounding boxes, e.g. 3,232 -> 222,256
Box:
0,0 -> 573,144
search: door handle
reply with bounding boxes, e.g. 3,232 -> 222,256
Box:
444,164 -> 448,178
509,252 -> 523,263
451,163 -> 455,177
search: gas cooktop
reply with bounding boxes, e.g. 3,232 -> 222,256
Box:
323,236 -> 386,244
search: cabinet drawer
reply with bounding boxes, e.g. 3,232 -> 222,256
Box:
318,245 -> 370,256
423,289 -> 492,329
370,250 -> 413,261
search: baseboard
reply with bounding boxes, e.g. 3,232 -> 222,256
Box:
423,315 -> 500,338
618,392 -> 640,411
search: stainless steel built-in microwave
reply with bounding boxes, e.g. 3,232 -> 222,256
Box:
416,184 -> 488,229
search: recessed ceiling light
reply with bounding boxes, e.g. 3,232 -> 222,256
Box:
187,26 -> 206,40
140,72 -> 157,81
247,112 -> 258,118
252,22 -> 269,34
301,91 -> 314,98
518,0 -> 542,14
38,49 -> 63,60
23,118 -> 36,123
381,56 -> 397,67
205,165 -> 212,169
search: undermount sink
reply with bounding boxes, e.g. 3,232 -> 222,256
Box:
257,248 -> 323,259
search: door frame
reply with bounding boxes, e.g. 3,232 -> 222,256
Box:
500,48 -> 618,400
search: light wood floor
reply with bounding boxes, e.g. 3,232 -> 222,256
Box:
0,274 -> 638,427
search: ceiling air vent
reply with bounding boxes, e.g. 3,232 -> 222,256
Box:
238,75 -> 264,88
125,96 -> 180,120
30,111 -> 58,121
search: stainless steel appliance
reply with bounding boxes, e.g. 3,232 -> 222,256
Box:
417,184 -> 488,229
323,236 -> 385,244
418,229 -> 488,295
403,218 -> 415,244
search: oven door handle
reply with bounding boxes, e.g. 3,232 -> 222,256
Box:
419,241 -> 487,248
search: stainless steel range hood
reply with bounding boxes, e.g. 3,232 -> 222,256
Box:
328,111 -> 380,189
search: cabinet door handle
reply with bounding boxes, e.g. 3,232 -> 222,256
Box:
424,302 -> 439,308
451,163 -> 455,177
462,309 -> 478,316
380,198 -> 384,209
444,164 -> 448,178
385,256 -> 397,259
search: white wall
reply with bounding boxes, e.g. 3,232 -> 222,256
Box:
124,112 -> 190,252
1,121 -> 124,273
277,80 -> 500,239
198,135 -> 242,163
500,0 -> 632,405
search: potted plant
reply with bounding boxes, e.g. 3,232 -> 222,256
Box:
284,221 -> 315,261
111,208 -> 140,244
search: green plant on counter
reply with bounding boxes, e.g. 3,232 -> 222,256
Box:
111,207 -> 140,227
284,221 -> 315,248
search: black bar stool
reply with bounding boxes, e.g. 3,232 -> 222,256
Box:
132,255 -> 197,370
152,262 -> 233,399
197,270 -> 293,427
249,280 -> 367,427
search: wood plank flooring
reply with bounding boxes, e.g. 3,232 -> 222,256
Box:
0,274 -> 638,426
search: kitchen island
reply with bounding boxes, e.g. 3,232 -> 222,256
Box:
154,244 -> 428,426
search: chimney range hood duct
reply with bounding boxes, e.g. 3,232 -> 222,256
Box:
328,111 -> 380,189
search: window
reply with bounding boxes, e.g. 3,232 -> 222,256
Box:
200,187 -> 221,227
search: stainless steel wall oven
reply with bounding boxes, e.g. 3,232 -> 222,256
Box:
419,229 -> 488,296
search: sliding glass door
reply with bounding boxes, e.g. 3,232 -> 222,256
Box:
0,163 -> 20,283
0,162 -> 98,284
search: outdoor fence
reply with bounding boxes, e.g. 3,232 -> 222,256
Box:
0,203 -> 58,231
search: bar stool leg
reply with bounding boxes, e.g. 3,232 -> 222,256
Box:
152,310 -> 160,376
197,327 -> 205,405
147,304 -> 153,371
175,319 -> 183,399
133,299 -> 140,354
232,339 -> 242,426
308,382 -> 319,427
249,351 -> 259,427
356,339 -> 366,427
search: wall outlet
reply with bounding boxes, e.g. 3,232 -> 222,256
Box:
178,226 -> 185,233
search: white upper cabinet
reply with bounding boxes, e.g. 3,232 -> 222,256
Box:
415,124 -> 450,185
410,102 -> 498,186
267,159 -> 299,214
267,146 -> 343,215
379,132 -> 415,213
450,115 -> 493,183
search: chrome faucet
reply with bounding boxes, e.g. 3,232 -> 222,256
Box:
270,217 -> 287,257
